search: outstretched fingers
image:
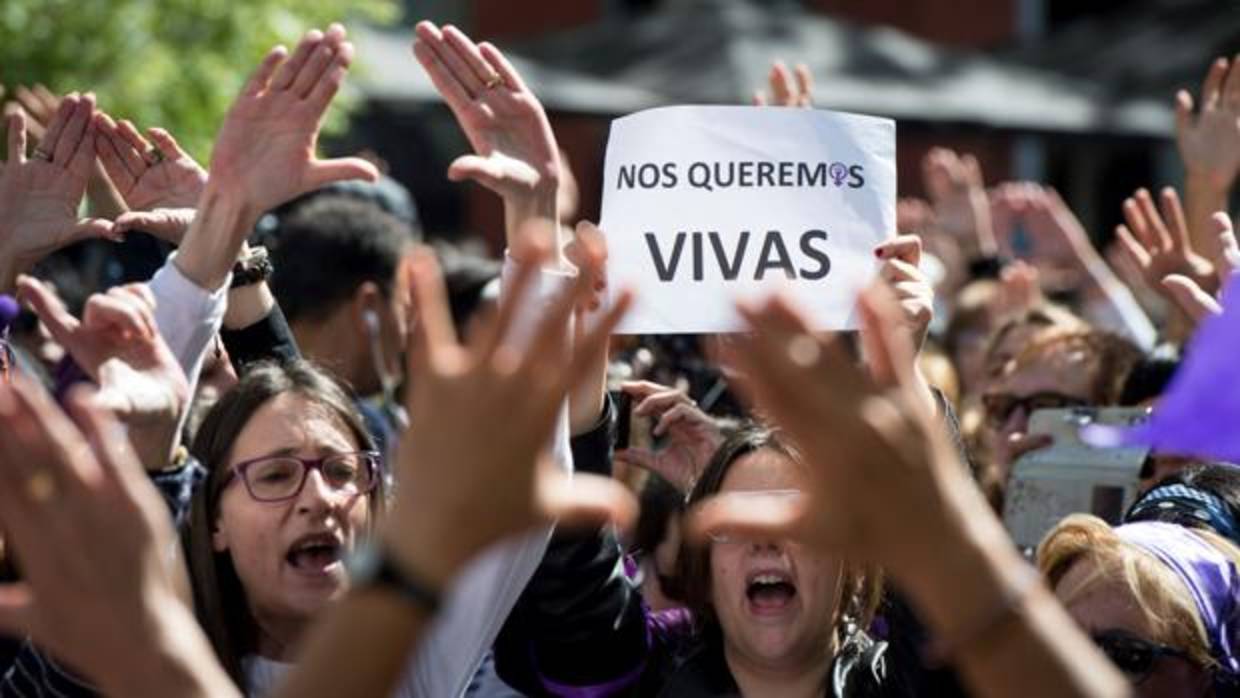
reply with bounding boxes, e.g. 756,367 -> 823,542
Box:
1202,57 -> 1229,109
38,95 -> 75,159
1158,187 -> 1192,251
414,21 -> 482,100
1134,189 -> 1173,252
52,94 -> 93,168
93,113 -> 142,186
244,45 -> 290,97
306,41 -> 355,112
442,25 -> 501,90
6,111 -> 25,164
685,490 -> 809,546
537,464 -> 637,532
271,29 -> 325,92
478,41 -> 529,94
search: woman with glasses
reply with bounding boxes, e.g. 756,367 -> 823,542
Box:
184,360 -> 385,691
1039,514 -> 1240,696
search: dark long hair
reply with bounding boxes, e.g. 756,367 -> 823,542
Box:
676,425 -> 883,654
183,360 -> 383,688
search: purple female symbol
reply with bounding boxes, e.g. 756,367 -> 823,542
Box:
828,162 -> 848,187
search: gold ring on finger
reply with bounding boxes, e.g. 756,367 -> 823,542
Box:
787,334 -> 821,368
484,74 -> 503,90
25,470 -> 55,503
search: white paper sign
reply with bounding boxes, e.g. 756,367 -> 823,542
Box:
600,106 -> 895,334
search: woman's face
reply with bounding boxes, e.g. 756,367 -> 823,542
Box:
1055,557 -> 1214,698
710,449 -> 842,671
211,393 -> 370,633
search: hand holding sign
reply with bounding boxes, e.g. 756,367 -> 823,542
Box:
600,106 -> 895,334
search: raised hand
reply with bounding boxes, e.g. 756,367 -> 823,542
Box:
995,260 -> 1044,318
209,24 -> 377,216
7,85 -> 128,220
689,283 -> 967,575
17,276 -> 189,468
991,183 -> 1101,280
1176,56 -> 1240,193
387,240 -> 635,587
0,380 -> 234,697
174,25 -> 377,292
412,21 -> 561,253
922,147 -> 997,256
1161,212 -> 1240,323
613,380 -> 724,493
5,84 -> 60,141
1114,187 -> 1216,299
94,113 -> 206,242
1178,56 -> 1240,263
752,61 -> 813,107
0,96 -> 114,292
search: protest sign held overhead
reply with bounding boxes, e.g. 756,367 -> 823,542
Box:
600,105 -> 895,334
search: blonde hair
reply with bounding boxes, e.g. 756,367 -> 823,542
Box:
1037,514 -> 1235,669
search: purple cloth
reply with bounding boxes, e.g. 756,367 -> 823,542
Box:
1086,276 -> 1240,462
1117,522 -> 1240,676
0,295 -> 17,332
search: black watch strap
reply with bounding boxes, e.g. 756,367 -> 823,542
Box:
349,545 -> 442,614
230,245 -> 274,289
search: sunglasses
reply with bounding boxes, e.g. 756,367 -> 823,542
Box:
981,391 -> 1089,429
1093,629 -> 1191,684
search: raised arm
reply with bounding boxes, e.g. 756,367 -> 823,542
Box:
175,23 -> 377,293
272,243 -> 635,698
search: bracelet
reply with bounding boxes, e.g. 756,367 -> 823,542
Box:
347,544 -> 442,615
922,565 -> 1042,667
230,245 -> 273,289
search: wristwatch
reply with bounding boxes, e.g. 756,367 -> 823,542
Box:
230,245 -> 274,289
347,543 -> 442,614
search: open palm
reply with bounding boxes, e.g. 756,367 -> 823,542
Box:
95,114 -> 206,212
413,22 -> 559,202
209,24 -> 377,214
1176,57 -> 1240,190
0,96 -> 113,288
18,277 -> 188,467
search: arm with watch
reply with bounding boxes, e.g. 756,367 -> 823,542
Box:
271,234 -> 635,698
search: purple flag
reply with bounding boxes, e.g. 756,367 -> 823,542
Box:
1087,277 -> 1240,461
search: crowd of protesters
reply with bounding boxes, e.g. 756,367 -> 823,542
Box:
0,17 -> 1237,698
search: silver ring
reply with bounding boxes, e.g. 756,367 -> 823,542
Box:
144,148 -> 163,165
31,148 -> 52,162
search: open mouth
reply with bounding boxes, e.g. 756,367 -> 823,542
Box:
285,532 -> 345,575
745,570 -> 797,614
